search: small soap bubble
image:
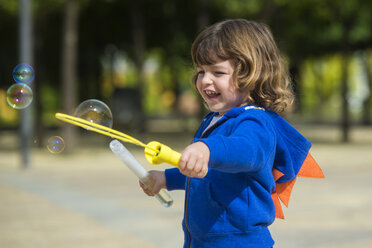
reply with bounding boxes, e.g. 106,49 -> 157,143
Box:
6,83 -> 33,109
47,136 -> 65,154
74,99 -> 113,128
13,64 -> 35,84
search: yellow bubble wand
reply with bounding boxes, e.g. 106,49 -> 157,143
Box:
55,113 -> 181,167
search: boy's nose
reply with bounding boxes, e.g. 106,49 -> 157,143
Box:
202,74 -> 213,85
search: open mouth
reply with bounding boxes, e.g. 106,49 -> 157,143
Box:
204,90 -> 220,99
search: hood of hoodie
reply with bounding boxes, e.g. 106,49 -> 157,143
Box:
199,105 -> 312,183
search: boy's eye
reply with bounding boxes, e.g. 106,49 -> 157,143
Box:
197,71 -> 205,76
214,71 -> 225,75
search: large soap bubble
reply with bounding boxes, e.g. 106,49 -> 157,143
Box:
74,99 -> 113,128
13,64 -> 35,84
6,83 -> 33,109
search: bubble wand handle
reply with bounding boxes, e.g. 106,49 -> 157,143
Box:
144,141 -> 181,167
144,141 -> 208,177
109,139 -> 173,207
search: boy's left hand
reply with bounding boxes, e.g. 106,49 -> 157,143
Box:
179,141 -> 209,178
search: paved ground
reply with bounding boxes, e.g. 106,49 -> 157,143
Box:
1,125 -> 372,247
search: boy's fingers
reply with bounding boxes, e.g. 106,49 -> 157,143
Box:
196,167 -> 207,178
178,154 -> 189,170
196,161 -> 204,173
185,157 -> 196,171
139,181 -> 154,196
144,187 -> 154,196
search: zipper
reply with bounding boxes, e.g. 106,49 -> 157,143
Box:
185,177 -> 192,247
201,118 -> 227,138
184,116 -> 227,247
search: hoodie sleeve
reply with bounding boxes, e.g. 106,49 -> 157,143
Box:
194,112 -> 276,174
165,168 -> 186,191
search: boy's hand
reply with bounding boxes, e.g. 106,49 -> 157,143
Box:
179,141 -> 209,178
139,170 -> 166,196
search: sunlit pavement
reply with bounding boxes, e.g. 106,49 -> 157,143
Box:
1,126 -> 372,247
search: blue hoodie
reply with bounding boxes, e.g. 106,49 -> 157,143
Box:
165,105 -> 312,248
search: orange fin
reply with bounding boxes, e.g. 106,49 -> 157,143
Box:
276,178 -> 296,207
272,153 -> 324,219
271,192 -> 284,219
272,168 -> 284,181
297,153 -> 324,178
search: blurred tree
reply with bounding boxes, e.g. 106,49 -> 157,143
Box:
1,0 -> 372,141
60,0 -> 78,152
361,50 -> 372,125
0,2 -> 18,91
269,0 -> 372,142
33,1 -> 63,147
326,0 -> 372,142
19,0 -> 34,169
130,0 -> 146,130
195,0 -> 211,118
310,58 -> 340,122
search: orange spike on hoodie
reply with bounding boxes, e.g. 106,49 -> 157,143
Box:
272,153 -> 324,219
297,153 -> 325,178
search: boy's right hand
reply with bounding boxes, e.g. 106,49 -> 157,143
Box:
139,170 -> 166,196
179,141 -> 209,178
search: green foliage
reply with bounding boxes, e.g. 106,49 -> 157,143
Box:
301,55 -> 342,121
214,0 -> 263,17
1,0 -> 372,127
300,51 -> 372,122
0,1 -> 19,15
40,84 -> 60,125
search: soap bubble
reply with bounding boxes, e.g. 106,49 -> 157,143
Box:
47,136 -> 65,153
13,64 -> 35,84
74,99 -> 113,128
6,83 -> 33,109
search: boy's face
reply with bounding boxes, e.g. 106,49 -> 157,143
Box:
196,59 -> 246,115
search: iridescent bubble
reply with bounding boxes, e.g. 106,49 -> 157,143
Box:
6,83 -> 33,109
47,136 -> 65,154
13,64 -> 35,84
74,99 -> 113,128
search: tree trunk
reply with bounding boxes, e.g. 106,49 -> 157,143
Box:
289,63 -> 301,112
339,17 -> 353,143
361,50 -> 372,125
131,0 -> 146,131
19,0 -> 34,169
33,12 -> 48,148
61,0 -> 78,152
196,0 -> 210,31
340,53 -> 350,142
196,0 -> 210,118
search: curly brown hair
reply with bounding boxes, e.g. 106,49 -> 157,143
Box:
191,19 -> 294,113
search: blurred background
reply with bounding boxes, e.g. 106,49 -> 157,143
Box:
0,0 -> 372,247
